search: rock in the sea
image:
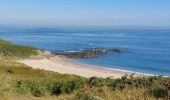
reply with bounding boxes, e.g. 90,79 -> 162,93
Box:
92,48 -> 107,53
110,48 -> 125,53
53,48 -> 125,58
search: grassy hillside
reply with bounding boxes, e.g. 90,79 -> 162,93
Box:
0,39 -> 37,58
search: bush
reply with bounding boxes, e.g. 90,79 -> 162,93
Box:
14,79 -> 85,97
15,80 -> 46,97
61,80 -> 84,93
88,77 -> 104,87
41,80 -> 58,95
13,75 -> 170,99
52,82 -> 62,95
153,86 -> 166,98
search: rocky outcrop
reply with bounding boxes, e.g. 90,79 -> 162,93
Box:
37,50 -> 52,56
29,50 -> 54,60
53,48 -> 125,58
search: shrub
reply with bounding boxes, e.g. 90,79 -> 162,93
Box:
15,80 -> 46,97
103,78 -> 117,90
52,82 -> 62,95
153,86 -> 166,98
88,77 -> 104,87
14,79 -> 85,96
12,73 -> 170,99
41,80 -> 57,95
61,80 -> 84,93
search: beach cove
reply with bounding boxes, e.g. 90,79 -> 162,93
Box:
19,55 -> 148,78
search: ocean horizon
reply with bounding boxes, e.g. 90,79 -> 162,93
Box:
0,27 -> 170,76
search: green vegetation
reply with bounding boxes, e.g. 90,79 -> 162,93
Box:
0,60 -> 85,99
0,39 -> 170,100
0,39 -> 37,58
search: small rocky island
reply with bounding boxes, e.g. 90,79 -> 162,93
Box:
52,48 -> 125,58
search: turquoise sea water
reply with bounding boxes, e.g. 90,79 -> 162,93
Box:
0,27 -> 170,76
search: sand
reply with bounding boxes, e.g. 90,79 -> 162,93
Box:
19,56 -> 144,78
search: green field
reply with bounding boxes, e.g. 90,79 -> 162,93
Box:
0,39 -> 170,100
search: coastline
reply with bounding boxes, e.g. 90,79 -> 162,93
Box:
19,55 -> 151,78
70,60 -> 155,77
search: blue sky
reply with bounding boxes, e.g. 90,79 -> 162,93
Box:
0,0 -> 170,27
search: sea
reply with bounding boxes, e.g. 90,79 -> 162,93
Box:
0,26 -> 170,76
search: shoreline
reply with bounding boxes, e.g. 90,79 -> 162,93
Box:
70,60 -> 155,77
19,55 -> 152,78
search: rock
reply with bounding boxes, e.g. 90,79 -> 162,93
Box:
111,48 -> 125,53
53,48 -> 125,58
37,50 -> 51,56
92,48 -> 107,53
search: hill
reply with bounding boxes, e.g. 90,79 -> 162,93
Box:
0,39 -> 37,58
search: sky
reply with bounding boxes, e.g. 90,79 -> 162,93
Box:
0,0 -> 170,27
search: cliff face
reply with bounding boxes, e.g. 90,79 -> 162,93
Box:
53,48 -> 125,58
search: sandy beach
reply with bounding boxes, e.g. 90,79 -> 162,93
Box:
19,55 -> 145,78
